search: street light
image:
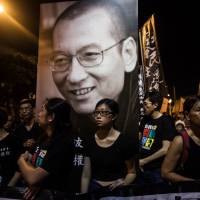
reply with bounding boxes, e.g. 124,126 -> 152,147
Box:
0,2 -> 37,43
0,4 -> 5,14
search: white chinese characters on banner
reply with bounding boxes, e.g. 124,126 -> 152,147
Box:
73,137 -> 84,166
140,14 -> 167,96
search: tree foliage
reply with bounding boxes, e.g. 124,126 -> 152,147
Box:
0,52 -> 37,105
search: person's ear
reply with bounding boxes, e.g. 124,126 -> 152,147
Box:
48,113 -> 55,123
122,36 -> 137,72
153,103 -> 158,110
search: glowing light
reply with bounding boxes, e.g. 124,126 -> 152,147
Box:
4,12 -> 38,44
0,4 -> 5,13
168,99 -> 172,104
0,2 -> 37,43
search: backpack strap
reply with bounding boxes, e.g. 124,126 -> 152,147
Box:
180,129 -> 190,167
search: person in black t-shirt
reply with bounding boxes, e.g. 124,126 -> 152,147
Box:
81,98 -> 136,193
162,95 -> 200,182
0,108 -> 23,187
137,91 -> 176,184
18,98 -> 75,199
14,99 -> 42,153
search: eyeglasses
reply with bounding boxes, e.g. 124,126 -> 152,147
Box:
93,110 -> 113,117
49,38 -> 126,72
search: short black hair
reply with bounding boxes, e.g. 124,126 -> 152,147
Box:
95,98 -> 119,116
53,0 -> 131,42
0,108 -> 8,128
19,98 -> 35,108
184,95 -> 200,113
144,90 -> 163,111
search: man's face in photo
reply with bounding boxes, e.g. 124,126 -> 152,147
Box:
52,9 -> 128,114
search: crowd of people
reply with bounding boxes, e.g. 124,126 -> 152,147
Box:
0,92 -> 200,199
0,1 -> 200,199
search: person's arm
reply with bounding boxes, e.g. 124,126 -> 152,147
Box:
81,156 -> 91,194
109,157 -> 137,190
18,152 -> 48,186
7,171 -> 21,187
124,158 -> 137,185
139,140 -> 170,167
161,136 -> 194,182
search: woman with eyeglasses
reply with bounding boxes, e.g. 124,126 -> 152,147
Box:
18,98 -> 75,199
81,98 -> 137,193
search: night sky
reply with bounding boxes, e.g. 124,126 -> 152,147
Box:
139,0 -> 199,98
0,0 -> 199,98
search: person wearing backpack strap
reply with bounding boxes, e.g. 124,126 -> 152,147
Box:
161,95 -> 200,182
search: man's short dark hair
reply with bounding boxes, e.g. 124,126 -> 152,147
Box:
19,98 -> 35,108
144,90 -> 163,111
53,0 -> 131,42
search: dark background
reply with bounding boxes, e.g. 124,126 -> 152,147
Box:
0,0 -> 199,101
139,0 -> 199,98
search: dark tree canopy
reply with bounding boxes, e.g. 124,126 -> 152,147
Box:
0,52 -> 37,106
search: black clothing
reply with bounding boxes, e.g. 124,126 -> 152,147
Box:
14,122 -> 42,152
179,136 -> 200,179
139,114 -> 175,170
85,133 -> 136,181
40,131 -> 75,193
0,134 -> 23,186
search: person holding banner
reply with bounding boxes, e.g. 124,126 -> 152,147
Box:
138,91 -> 176,184
162,95 -> 200,182
81,98 -> 137,193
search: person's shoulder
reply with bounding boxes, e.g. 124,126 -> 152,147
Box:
3,133 -> 23,149
5,132 -> 18,141
167,135 -> 184,154
160,113 -> 174,121
172,135 -> 184,146
161,114 -> 176,128
141,115 -> 151,121
139,115 -> 151,127
154,114 -> 172,124
14,122 -> 24,132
